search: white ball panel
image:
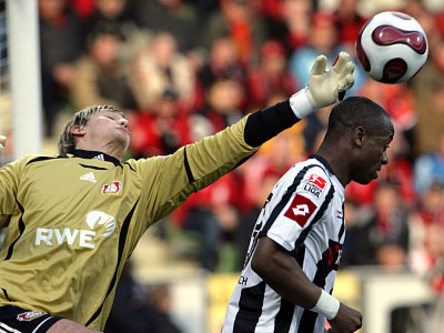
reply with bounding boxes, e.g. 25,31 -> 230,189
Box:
356,11 -> 429,83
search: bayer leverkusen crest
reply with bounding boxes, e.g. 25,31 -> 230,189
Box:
102,181 -> 122,195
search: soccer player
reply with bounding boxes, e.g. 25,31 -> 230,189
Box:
0,52 -> 354,332
222,96 -> 394,333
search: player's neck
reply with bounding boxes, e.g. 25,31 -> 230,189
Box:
315,148 -> 350,187
75,141 -> 124,162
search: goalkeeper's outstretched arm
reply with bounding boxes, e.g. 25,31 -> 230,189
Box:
244,51 -> 354,147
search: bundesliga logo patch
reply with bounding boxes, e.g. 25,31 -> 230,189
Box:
303,174 -> 327,198
17,311 -> 46,321
102,181 -> 122,195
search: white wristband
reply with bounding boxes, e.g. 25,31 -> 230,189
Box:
310,289 -> 340,320
289,88 -> 314,119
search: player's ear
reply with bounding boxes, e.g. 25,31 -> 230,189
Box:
71,125 -> 86,137
353,127 -> 365,147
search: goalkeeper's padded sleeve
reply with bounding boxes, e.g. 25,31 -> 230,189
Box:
244,100 -> 299,147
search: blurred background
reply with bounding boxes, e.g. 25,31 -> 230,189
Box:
1,0 -> 444,332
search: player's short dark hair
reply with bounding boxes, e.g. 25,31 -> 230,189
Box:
325,96 -> 391,139
58,105 -> 123,155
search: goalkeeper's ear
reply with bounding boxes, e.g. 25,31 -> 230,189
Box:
0,135 -> 7,153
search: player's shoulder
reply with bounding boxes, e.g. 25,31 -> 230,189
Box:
289,156 -> 331,181
286,156 -> 333,200
123,152 -> 176,173
8,154 -> 56,166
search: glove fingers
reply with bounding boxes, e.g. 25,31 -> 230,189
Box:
338,74 -> 355,92
332,51 -> 351,74
311,55 -> 327,75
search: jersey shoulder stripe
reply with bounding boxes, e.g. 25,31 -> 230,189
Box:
25,155 -> 67,166
259,163 -> 327,238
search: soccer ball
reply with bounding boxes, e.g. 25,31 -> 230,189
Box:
355,11 -> 429,84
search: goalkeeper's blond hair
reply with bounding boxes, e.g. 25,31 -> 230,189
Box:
58,105 -> 124,154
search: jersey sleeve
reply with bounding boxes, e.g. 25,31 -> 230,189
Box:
0,157 -> 28,227
261,166 -> 332,252
128,115 -> 259,225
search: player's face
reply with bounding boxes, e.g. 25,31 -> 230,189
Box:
351,127 -> 394,184
84,111 -> 130,150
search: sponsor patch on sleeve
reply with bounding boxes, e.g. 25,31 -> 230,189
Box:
302,174 -> 327,198
17,311 -> 47,321
284,194 -> 317,227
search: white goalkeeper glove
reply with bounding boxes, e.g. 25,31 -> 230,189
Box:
0,135 -> 6,153
289,51 -> 355,118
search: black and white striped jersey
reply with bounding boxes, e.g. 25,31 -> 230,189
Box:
222,155 -> 346,333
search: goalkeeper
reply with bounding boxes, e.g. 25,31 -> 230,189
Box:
0,52 -> 353,332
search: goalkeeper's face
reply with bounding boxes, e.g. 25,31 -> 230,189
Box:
80,111 -> 130,153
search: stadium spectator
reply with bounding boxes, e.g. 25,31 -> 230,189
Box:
198,37 -> 245,91
333,0 -> 367,47
246,39 -> 298,110
0,50 -> 355,331
39,0 -> 85,136
133,0 -> 201,53
71,23 -> 137,111
127,89 -> 193,158
104,262 -> 157,333
84,0 -> 138,42
413,132 -> 444,196
196,78 -> 245,134
408,180 -> 444,332
235,168 -> 280,269
409,37 -> 444,156
280,0 -> 313,50
373,182 -> 410,251
341,199 -> 377,266
129,32 -> 197,111
204,0 -> 268,64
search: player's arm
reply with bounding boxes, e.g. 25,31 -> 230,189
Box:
252,237 -> 362,333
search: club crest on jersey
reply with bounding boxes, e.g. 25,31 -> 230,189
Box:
303,174 -> 327,198
284,194 -> 317,227
102,181 -> 121,195
17,311 -> 47,321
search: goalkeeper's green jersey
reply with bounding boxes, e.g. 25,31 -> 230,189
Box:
0,116 -> 258,330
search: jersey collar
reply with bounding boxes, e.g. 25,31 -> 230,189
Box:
72,149 -> 121,166
310,154 -> 335,176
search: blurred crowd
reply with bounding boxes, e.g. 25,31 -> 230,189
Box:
3,0 -> 444,331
